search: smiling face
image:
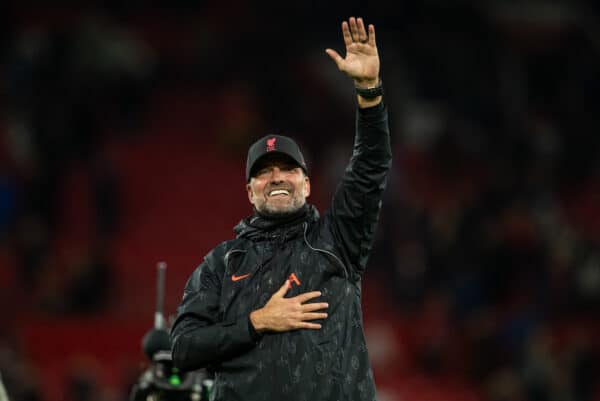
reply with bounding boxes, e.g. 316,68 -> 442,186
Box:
246,153 -> 310,217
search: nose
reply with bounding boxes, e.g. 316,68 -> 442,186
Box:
269,167 -> 284,182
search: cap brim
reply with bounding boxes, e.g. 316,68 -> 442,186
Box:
248,152 -> 307,181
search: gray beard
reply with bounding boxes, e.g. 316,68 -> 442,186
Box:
256,198 -> 306,219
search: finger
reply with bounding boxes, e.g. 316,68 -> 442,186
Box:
294,291 -> 322,303
368,24 -> 376,47
357,17 -> 368,43
301,312 -> 328,321
325,49 -> 344,70
296,322 -> 322,330
274,280 -> 290,298
301,302 -> 329,312
349,17 -> 360,43
341,21 -> 352,47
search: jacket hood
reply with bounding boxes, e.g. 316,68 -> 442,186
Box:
234,204 -> 319,241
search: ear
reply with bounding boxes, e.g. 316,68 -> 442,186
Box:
304,176 -> 311,198
246,182 -> 254,205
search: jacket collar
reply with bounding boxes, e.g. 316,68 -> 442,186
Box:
234,204 -> 319,241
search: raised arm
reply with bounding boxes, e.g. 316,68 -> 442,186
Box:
325,17 -> 391,280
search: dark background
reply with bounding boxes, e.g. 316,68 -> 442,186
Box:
1,1 -> 599,400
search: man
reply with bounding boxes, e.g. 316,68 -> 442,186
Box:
171,17 -> 391,401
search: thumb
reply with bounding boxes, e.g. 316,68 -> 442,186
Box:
325,49 -> 344,70
274,280 -> 290,298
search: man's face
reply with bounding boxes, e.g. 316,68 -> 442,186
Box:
246,154 -> 310,216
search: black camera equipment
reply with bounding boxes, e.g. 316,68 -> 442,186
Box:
129,262 -> 214,401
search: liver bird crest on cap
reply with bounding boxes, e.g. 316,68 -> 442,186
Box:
266,137 -> 276,152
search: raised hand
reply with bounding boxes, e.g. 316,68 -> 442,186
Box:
325,17 -> 380,87
250,280 -> 329,333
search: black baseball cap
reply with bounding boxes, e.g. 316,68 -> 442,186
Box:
246,134 -> 308,182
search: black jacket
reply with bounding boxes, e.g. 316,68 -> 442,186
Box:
171,103 -> 391,401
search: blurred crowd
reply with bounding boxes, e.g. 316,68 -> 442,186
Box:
0,4 -> 158,400
1,1 -> 599,401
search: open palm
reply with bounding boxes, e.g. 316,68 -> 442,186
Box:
326,17 -> 380,86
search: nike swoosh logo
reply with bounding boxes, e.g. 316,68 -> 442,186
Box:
231,273 -> 250,282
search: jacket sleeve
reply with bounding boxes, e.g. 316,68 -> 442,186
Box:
170,256 -> 260,372
327,102 -> 391,281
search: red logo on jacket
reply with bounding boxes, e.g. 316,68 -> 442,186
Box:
287,272 -> 301,288
266,137 -> 276,152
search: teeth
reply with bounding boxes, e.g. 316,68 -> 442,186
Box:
269,189 -> 290,196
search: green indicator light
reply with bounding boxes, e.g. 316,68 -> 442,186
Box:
169,374 -> 181,386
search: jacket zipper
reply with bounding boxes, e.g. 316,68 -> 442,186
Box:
224,249 -> 247,272
302,222 -> 349,279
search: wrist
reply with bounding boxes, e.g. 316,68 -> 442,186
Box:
354,77 -> 380,89
357,96 -> 382,108
355,78 -> 383,103
355,78 -> 383,108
